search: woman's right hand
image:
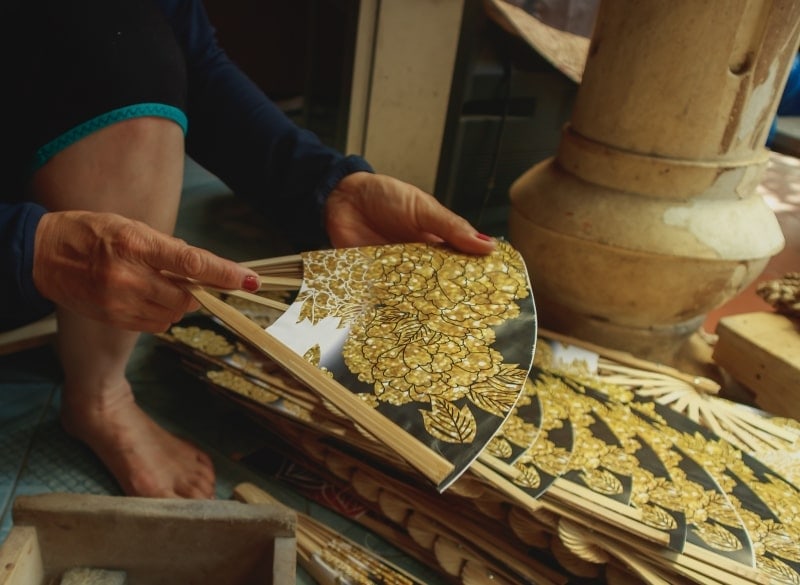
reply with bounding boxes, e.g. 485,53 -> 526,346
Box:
32,210 -> 260,332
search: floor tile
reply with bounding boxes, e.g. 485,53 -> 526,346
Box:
0,383 -> 57,542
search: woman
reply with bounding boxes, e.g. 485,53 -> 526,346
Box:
0,0 -> 494,498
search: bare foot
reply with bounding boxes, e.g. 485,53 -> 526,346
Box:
60,380 -> 216,499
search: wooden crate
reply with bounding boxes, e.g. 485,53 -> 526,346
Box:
713,311 -> 800,420
0,492 -> 296,585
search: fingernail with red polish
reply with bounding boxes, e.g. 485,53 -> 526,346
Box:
475,233 -> 493,242
243,275 -> 260,292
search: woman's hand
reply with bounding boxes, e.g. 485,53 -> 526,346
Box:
32,210 -> 260,332
324,172 -> 495,254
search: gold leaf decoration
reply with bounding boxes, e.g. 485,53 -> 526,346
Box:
206,370 -> 279,405
317,540 -> 418,585
421,397 -> 477,444
513,464 -> 542,489
293,242 -> 532,443
496,414 -> 539,451
691,522 -> 743,552
486,437 -> 514,459
522,364 -> 753,554
705,491 -> 745,528
764,526 -> 800,563
171,325 -> 233,356
529,444 -> 573,478
757,555 -> 800,585
599,445 -> 639,477
579,468 -> 623,496
304,344 -> 322,367
639,503 -> 679,531
468,384 -> 522,418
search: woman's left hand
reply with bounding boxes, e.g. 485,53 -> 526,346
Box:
324,172 -> 495,254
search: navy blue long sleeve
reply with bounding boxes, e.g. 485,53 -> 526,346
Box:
158,0 -> 372,249
0,202 -> 52,329
0,0 -> 372,331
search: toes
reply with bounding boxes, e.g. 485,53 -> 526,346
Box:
174,455 -> 216,499
176,473 -> 216,499
126,473 -> 173,498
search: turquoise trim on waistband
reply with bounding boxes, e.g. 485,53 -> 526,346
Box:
31,103 -> 188,172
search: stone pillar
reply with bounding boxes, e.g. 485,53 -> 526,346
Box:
509,0 -> 800,362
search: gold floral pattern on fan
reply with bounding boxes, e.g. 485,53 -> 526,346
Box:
665,426 -> 800,581
529,367 -> 800,578
515,370 -> 748,558
294,241 -> 532,445
170,325 -> 234,356
486,378 -> 541,462
500,373 -> 574,493
207,369 -> 280,405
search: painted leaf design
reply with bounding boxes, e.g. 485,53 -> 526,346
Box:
475,364 -> 528,392
468,383 -> 521,417
171,325 -> 233,356
304,344 -> 322,367
691,522 -> 743,552
763,527 -> 800,562
639,504 -> 678,531
599,445 -> 638,476
757,555 -> 800,585
486,437 -> 513,459
706,492 -> 744,527
206,370 -> 280,405
392,316 -> 430,347
580,468 -> 623,496
499,416 -> 539,450
535,445 -> 573,477
513,463 -> 542,489
376,306 -> 409,325
421,397 -> 477,444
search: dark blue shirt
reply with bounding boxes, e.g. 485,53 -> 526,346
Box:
0,0 -> 372,330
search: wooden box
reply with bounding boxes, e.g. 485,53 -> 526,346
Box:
0,493 -> 296,585
713,311 -> 800,420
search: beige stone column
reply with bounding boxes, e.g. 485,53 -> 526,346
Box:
509,0 -> 800,362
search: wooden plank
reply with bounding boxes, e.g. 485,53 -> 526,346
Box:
0,527 -> 45,585
0,315 -> 56,357
713,312 -> 800,420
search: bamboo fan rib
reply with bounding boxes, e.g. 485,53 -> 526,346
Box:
187,241 -> 537,491
233,482 -> 427,585
540,328 -> 720,395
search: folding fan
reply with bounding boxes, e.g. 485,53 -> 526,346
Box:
185,241 -> 537,490
159,306 -> 800,584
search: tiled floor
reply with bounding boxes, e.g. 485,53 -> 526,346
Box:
0,158 -> 445,584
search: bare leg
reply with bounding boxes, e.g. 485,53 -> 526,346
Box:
31,117 -> 216,498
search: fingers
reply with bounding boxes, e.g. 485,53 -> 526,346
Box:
132,226 -> 260,292
417,199 -> 497,255
326,173 -> 497,255
32,210 -> 258,333
381,178 -> 497,255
